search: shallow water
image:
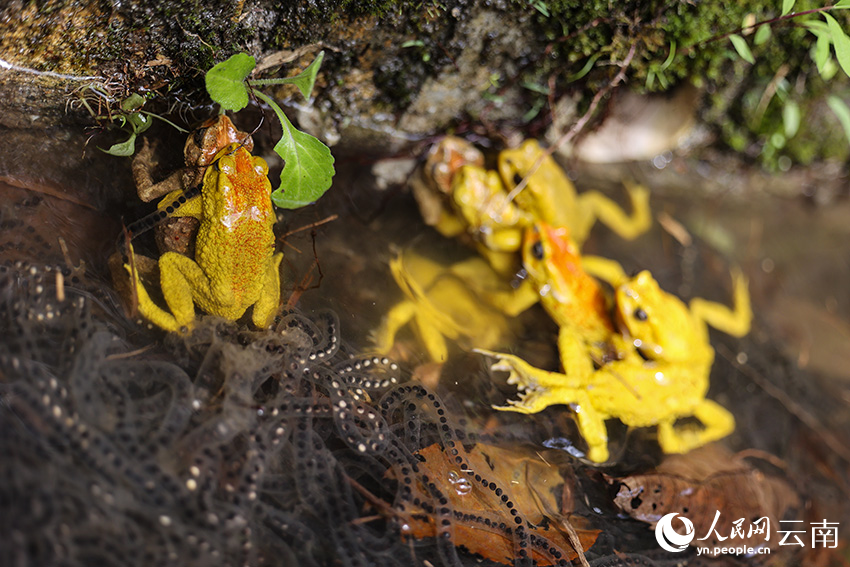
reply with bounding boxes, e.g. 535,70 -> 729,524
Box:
1,120 -> 848,566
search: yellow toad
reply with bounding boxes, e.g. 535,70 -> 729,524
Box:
375,138 -> 653,361
125,142 -> 283,332
371,251 -> 512,362
478,264 -> 751,463
497,140 -> 651,246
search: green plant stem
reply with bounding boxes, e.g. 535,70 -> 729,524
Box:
248,78 -> 297,86
140,111 -> 189,133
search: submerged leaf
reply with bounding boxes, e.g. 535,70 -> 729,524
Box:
390,443 -> 599,566
613,445 -> 801,553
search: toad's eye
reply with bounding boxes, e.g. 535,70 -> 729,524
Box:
530,241 -> 544,260
633,307 -> 648,322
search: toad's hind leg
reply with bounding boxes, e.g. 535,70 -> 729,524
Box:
578,180 -> 651,241
656,399 -> 735,455
156,251 -> 225,330
252,252 -> 283,329
124,250 -> 207,332
371,301 -> 418,353
125,262 -> 183,332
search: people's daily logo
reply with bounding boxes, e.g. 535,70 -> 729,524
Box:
655,513 -> 695,552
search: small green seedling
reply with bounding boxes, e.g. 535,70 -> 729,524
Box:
205,52 -> 335,210
100,93 -> 188,157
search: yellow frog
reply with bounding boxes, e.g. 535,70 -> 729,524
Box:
483,221 -> 635,365
372,251 -> 511,362
410,135 -> 486,239
415,138 -> 651,252
125,142 -> 283,332
377,137 -> 652,362
497,140 -> 651,246
477,266 -> 752,463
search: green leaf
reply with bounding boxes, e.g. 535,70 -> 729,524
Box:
127,111 -> 152,135
835,0 -> 850,8
754,25 -> 771,46
645,69 -> 656,90
822,57 -> 840,80
825,12 -> 850,78
781,0 -> 795,16
520,81 -> 549,95
206,53 -> 256,112
782,100 -> 800,138
815,32 -> 831,75
140,111 -> 189,134
659,40 -> 676,70
568,53 -> 601,82
254,91 -> 335,209
770,132 -> 786,149
521,97 -> 545,123
803,20 -> 831,35
729,34 -> 755,64
250,51 -> 326,100
827,95 -> 850,143
120,93 -> 146,113
101,133 -> 137,156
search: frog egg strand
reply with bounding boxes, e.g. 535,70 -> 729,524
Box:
123,185 -> 202,243
4,377 -> 187,512
379,384 -> 573,566
303,368 -> 390,454
289,421 -> 384,567
304,310 -> 340,362
334,355 -> 401,393
3,288 -> 357,564
381,438 -> 463,565
275,308 -> 340,365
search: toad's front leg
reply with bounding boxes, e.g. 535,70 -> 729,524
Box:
132,137 -> 190,203
577,180 -> 652,242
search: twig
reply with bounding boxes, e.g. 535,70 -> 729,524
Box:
277,214 -> 338,241
680,6 -> 842,56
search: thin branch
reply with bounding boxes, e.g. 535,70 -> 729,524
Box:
681,5 -> 843,56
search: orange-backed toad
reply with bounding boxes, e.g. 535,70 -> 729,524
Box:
125,142 -> 282,332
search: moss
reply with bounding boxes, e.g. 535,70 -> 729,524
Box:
507,0 -> 850,167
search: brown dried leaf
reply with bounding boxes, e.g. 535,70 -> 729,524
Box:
613,444 -> 801,551
392,443 -> 599,565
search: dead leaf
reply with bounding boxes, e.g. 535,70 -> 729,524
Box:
613,444 -> 801,551
389,443 -> 598,565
